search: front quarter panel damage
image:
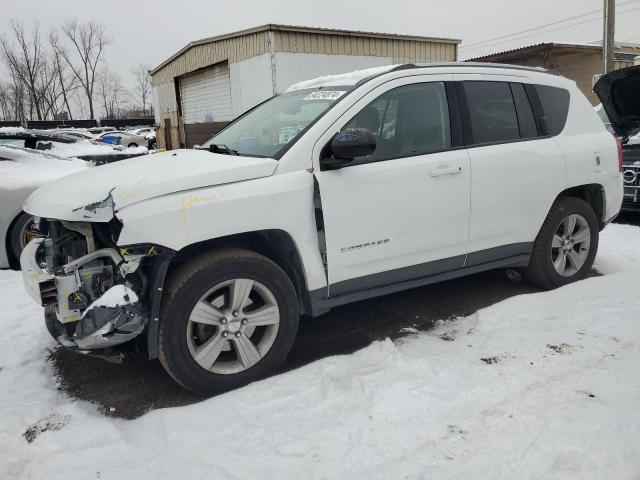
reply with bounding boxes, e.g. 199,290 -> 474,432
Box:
71,188 -> 116,221
115,170 -> 328,292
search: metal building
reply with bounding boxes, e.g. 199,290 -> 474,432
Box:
468,42 -> 640,106
150,24 -> 460,149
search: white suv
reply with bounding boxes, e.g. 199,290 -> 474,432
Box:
21,63 -> 629,395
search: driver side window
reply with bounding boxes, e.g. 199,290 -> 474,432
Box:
343,81 -> 451,163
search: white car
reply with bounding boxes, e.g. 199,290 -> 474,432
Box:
0,145 -> 88,269
48,129 -> 95,141
21,63 -> 629,395
129,126 -> 155,137
96,130 -> 147,148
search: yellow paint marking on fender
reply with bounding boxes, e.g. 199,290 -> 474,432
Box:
180,194 -> 216,243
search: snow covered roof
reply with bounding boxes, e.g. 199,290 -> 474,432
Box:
285,65 -> 399,92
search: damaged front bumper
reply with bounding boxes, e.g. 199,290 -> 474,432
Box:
21,238 -> 166,355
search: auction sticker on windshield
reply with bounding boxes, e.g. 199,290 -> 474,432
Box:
302,90 -> 346,101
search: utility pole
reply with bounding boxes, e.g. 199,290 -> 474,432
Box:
603,0 -> 616,74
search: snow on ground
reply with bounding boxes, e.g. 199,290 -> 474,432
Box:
1,224 -> 639,479
0,146 -> 89,190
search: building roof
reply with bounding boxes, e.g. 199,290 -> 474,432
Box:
150,24 -> 461,75
468,41 -> 640,62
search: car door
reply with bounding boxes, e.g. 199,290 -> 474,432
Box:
313,76 -> 471,297
453,75 -> 566,265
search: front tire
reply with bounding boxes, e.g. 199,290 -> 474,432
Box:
158,248 -> 299,395
523,197 -> 599,289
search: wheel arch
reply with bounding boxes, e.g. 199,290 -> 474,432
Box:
167,229 -> 311,315
555,183 -> 606,230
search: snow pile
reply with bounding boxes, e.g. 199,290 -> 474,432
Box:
0,224 -> 639,479
46,141 -> 147,158
286,65 -> 398,92
0,146 -> 88,190
120,145 -> 149,155
0,126 -> 26,134
82,285 -> 138,318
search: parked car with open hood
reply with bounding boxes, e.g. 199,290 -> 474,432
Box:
20,63 -> 627,395
594,66 -> 640,212
0,145 -> 89,269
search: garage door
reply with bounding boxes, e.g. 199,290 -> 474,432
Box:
180,61 -> 233,147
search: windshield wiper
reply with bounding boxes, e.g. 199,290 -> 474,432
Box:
208,143 -> 239,156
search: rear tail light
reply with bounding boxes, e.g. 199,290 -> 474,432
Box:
615,135 -> 623,172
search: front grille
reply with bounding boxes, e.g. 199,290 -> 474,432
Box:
622,164 -> 640,207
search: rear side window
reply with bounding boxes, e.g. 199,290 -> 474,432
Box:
535,85 -> 570,136
510,83 -> 539,138
462,81 -> 519,144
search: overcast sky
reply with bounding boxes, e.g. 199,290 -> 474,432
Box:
2,0 -> 639,106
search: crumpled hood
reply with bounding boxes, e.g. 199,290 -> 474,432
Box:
24,149 -> 278,222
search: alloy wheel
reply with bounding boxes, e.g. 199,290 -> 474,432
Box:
186,278 -> 280,374
551,213 -> 591,277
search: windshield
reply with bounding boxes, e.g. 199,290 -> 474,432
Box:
201,88 -> 350,158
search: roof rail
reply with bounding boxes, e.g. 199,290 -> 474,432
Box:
353,61 -> 560,90
397,62 -> 561,76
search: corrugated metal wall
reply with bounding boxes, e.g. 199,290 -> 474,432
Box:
152,31 -> 270,85
274,30 -> 457,63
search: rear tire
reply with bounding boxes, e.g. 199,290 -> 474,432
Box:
523,196 -> 599,289
127,142 -> 138,148
158,248 -> 299,395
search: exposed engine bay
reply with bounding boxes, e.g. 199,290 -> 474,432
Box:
22,218 -> 172,358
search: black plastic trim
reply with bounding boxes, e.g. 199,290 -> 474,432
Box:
329,254 -> 466,297
309,252 -> 531,317
465,242 -> 532,267
146,253 -> 175,359
454,81 -> 473,146
445,81 -> 464,148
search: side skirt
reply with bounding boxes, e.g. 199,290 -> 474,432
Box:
308,253 -> 530,317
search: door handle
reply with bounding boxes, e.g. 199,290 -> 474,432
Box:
429,166 -> 463,177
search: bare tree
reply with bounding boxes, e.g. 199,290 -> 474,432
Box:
0,21 -> 48,120
99,69 -> 127,119
51,19 -> 110,119
49,35 -> 77,120
131,63 -> 152,116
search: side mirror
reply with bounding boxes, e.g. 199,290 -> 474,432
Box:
320,128 -> 376,170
